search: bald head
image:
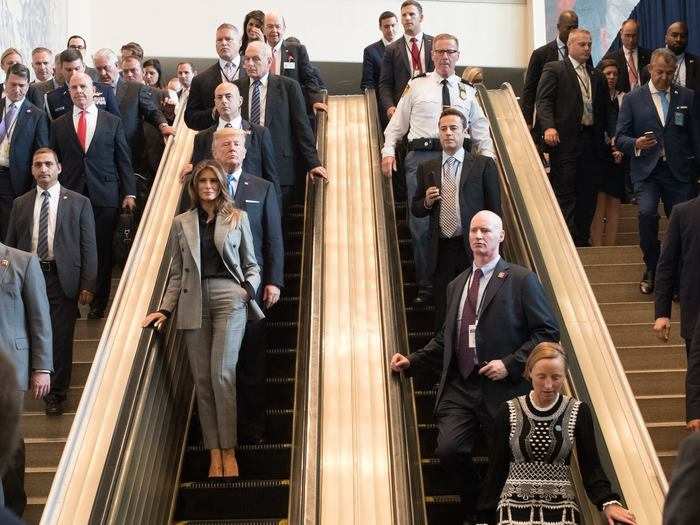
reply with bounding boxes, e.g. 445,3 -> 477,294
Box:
620,19 -> 639,51
68,72 -> 95,110
469,211 -> 504,264
214,82 -> 242,121
264,11 -> 286,47
666,21 -> 688,55
557,10 -> 579,43
212,127 -> 247,171
243,40 -> 273,80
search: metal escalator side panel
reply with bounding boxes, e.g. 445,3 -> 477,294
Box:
476,83 -> 666,524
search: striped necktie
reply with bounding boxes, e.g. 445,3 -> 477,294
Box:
250,80 -> 262,125
37,190 -> 50,260
440,156 -> 460,237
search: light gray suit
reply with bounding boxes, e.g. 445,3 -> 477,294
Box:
159,209 -> 261,449
0,243 -> 52,390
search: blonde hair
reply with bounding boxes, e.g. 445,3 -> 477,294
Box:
188,160 -> 240,226
525,342 -> 567,378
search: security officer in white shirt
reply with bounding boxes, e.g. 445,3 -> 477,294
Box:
381,33 -> 495,305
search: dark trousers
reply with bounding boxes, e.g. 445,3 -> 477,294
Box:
435,371 -> 495,520
237,318 -> 267,441
92,206 -> 118,311
0,167 -> 14,240
635,161 -> 693,273
1,394 -> 25,517
43,268 -> 79,399
549,127 -> 599,246
686,336 -> 700,422
433,236 -> 471,330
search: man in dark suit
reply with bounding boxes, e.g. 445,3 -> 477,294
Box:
361,11 -> 398,128
0,64 -> 50,239
237,41 -> 327,209
665,21 -> 700,93
521,10 -> 579,128
0,48 -> 45,109
212,127 -> 284,443
66,35 -> 99,81
601,19 -> 651,94
176,62 -> 196,97
412,108 -> 501,329
653,197 -> 700,432
616,48 -> 699,294
535,28 -> 608,247
45,49 -> 121,121
50,72 -> 135,319
190,82 -> 280,198
391,210 -> 559,521
30,47 -> 54,84
185,23 -> 246,131
5,147 -> 97,415
263,12 -> 327,115
92,48 -> 174,170
378,0 -> 434,120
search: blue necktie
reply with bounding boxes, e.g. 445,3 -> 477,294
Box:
250,80 -> 261,125
227,174 -> 237,197
658,91 -> 669,123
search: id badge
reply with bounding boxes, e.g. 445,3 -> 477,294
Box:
468,324 -> 477,349
283,61 -> 295,70
674,111 -> 685,126
0,140 -> 10,166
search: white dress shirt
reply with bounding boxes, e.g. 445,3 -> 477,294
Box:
648,80 -> 671,126
72,103 -> 98,151
440,147 -> 465,235
248,74 -> 269,126
271,41 -> 283,75
219,56 -> 242,82
625,47 -> 640,87
0,97 -> 24,167
382,71 -> 495,158
217,115 -> 243,129
556,37 -> 567,61
673,53 -> 687,87
569,56 -> 593,125
226,168 -> 242,197
404,32 -> 427,75
31,182 -> 61,260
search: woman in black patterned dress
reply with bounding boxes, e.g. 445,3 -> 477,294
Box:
478,342 -> 637,525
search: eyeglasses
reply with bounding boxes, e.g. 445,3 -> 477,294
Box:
433,49 -> 458,56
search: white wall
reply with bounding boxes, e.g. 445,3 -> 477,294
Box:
80,0 -> 528,68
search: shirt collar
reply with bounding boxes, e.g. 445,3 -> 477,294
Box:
473,254 -> 500,275
381,37 -> 393,47
253,73 -> 269,86
218,115 -> 242,129
442,148 -> 465,165
5,97 -> 24,110
648,81 -> 670,95
568,55 -> 584,69
73,103 -> 97,116
556,37 -> 566,50
431,71 -> 460,86
624,46 -> 637,57
219,55 -> 240,70
37,182 -> 61,198
405,32 -> 424,45
228,168 -> 242,182
273,40 -> 283,54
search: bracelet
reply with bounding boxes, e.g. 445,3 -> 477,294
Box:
602,500 -> 623,510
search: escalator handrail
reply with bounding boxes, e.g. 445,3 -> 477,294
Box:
364,88 -> 428,524
41,95 -> 196,525
476,83 -> 667,522
288,91 -> 328,524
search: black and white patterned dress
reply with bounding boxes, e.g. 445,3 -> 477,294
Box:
479,394 -> 619,525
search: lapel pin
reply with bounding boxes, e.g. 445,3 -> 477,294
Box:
497,271 -> 507,279
0,259 -> 9,268
63,195 -> 67,199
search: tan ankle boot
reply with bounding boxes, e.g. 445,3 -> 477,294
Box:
209,448 -> 223,477
222,448 -> 239,477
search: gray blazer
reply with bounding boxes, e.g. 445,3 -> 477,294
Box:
0,243 -> 53,389
6,186 -> 98,299
160,209 -> 263,329
663,432 -> 700,524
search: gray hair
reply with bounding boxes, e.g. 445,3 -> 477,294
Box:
567,28 -> 591,45
93,48 -> 119,67
650,47 -> 677,67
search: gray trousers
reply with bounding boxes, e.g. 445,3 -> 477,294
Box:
184,278 -> 248,449
405,150 -> 442,291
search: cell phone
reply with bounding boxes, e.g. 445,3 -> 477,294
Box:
643,131 -> 656,139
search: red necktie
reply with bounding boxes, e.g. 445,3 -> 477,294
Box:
77,110 -> 87,152
271,49 -> 279,75
627,51 -> 639,89
457,269 -> 482,378
410,37 -> 422,74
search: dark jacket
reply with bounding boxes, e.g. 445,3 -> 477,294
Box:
361,40 -> 386,91
185,61 -> 248,131
378,34 -> 434,114
45,82 -> 121,120
279,38 -> 325,108
600,46 -> 651,93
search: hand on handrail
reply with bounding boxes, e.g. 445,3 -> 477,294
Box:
309,166 -> 328,182
143,311 -> 167,331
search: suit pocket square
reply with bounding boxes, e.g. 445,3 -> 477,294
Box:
245,199 -> 260,204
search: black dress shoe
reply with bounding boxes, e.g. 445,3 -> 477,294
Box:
639,270 -> 655,294
413,289 -> 433,306
45,396 -> 64,416
87,307 -> 104,319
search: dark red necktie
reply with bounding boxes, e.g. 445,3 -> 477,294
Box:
457,269 -> 482,378
77,110 -> 87,151
410,37 -> 422,74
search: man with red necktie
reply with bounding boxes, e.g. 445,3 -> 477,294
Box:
390,210 -> 559,523
50,72 -> 135,319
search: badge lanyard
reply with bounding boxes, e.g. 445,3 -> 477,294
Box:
673,56 -> 684,85
404,37 -> 424,77
220,63 -> 240,83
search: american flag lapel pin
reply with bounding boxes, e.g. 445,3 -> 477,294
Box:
497,271 -> 506,279
0,259 -> 9,268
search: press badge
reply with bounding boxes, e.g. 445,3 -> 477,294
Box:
283,61 -> 295,70
0,140 -> 10,165
468,324 -> 477,348
674,111 -> 685,126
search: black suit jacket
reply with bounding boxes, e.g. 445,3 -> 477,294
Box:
411,154 -> 502,276
655,196 -> 700,340
191,119 -> 281,199
114,79 -> 167,168
663,432 -> 700,524
185,61 -> 248,131
361,40 -> 386,91
45,82 -> 121,120
50,109 -> 135,207
0,98 -> 49,196
378,34 -> 434,113
5,186 -> 97,298
234,172 -> 284,291
279,39 -> 325,107
535,58 -> 608,156
236,74 -> 320,187
601,46 -> 651,93
406,259 -> 560,416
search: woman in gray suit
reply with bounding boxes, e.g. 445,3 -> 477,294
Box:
143,160 -> 262,478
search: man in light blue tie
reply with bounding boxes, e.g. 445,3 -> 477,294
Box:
616,48 -> 700,294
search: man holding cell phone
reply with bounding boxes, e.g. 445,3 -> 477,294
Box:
616,47 -> 700,294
